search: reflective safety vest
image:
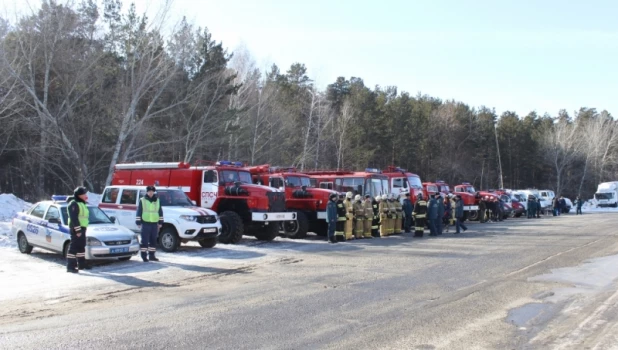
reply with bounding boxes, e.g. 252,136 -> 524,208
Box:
67,201 -> 89,227
141,198 -> 161,223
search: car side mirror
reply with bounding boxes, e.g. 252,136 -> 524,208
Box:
48,218 -> 60,224
109,216 -> 116,224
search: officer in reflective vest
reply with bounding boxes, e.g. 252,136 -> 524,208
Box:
412,194 -> 428,237
335,193 -> 347,241
136,186 -> 164,262
66,187 -> 90,273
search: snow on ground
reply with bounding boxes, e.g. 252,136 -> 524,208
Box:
0,222 -> 14,248
530,253 -> 618,302
0,193 -> 31,220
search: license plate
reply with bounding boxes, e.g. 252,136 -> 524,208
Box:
110,247 -> 129,254
203,228 -> 217,233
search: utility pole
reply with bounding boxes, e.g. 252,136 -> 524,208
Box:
494,121 -> 504,189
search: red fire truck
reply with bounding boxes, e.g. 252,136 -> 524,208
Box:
111,161 -> 294,244
247,165 -> 338,239
381,166 -> 423,204
306,168 -> 390,198
452,182 -> 495,221
422,182 -> 440,200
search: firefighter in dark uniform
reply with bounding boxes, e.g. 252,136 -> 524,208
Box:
326,193 -> 338,243
412,194 -> 428,237
478,195 -> 487,223
371,196 -> 381,237
335,193 -> 347,241
402,192 -> 413,233
66,187 -> 90,273
136,185 -> 164,262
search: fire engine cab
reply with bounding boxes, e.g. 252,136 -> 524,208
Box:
111,161 -> 294,244
247,165 -> 337,239
306,168 -> 390,198
381,166 -> 423,204
452,182 -> 487,221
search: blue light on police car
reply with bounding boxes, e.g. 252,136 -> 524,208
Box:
233,161 -> 243,167
51,195 -> 68,202
218,160 -> 232,165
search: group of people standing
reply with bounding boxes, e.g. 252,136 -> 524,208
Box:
326,191 -> 469,244
477,195 -> 505,223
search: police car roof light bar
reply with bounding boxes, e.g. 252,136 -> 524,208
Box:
51,195 -> 69,202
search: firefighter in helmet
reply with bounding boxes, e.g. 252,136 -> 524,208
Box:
343,191 -> 354,240
379,194 -> 389,236
412,193 -> 428,237
371,195 -> 381,237
387,194 -> 397,235
66,187 -> 90,273
393,194 -> 403,234
362,194 -> 374,239
353,194 -> 365,239
335,193 -> 347,241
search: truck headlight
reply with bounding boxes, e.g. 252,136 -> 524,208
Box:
87,237 -> 102,246
132,234 -> 139,243
179,215 -> 197,222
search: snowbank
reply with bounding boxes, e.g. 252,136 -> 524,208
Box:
0,193 -> 31,221
87,192 -> 102,205
0,222 -> 14,248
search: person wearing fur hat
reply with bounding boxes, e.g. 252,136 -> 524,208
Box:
66,187 -> 90,273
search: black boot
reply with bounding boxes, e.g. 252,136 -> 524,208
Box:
77,257 -> 91,270
141,251 -> 149,262
148,252 -> 159,262
66,258 -> 78,273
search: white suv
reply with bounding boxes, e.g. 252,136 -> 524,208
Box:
99,186 -> 221,252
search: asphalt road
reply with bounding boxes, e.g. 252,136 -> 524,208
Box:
1,213 -> 618,350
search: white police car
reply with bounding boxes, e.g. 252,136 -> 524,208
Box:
12,196 -> 140,261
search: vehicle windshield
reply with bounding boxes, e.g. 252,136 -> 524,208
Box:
287,176 -> 312,188
458,185 -> 476,193
595,192 -> 614,200
365,177 -> 388,197
338,177 -> 364,195
221,170 -> 253,184
156,190 -> 194,206
439,185 -> 450,192
407,176 -> 422,189
426,185 -> 438,193
61,206 -> 113,225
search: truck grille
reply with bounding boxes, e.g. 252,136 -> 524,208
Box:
196,215 -> 217,224
104,240 -> 131,246
267,192 -> 286,212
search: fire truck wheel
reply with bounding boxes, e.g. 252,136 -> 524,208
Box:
253,222 -> 279,241
198,238 -> 217,248
158,227 -> 180,252
467,210 -> 477,221
217,211 -> 244,244
282,211 -> 308,239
